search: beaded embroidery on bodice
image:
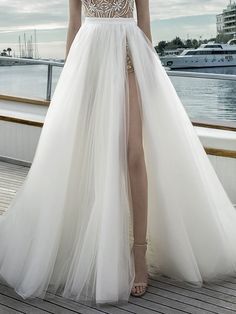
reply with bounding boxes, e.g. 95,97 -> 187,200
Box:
81,0 -> 134,18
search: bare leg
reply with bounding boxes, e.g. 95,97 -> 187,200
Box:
127,70 -> 148,295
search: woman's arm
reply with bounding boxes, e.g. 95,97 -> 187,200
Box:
135,0 -> 152,44
65,0 -> 82,60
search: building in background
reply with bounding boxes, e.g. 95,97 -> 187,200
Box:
217,1 -> 236,35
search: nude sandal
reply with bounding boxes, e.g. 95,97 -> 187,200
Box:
131,241 -> 148,297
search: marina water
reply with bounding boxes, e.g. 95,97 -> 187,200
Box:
0,64 -> 236,122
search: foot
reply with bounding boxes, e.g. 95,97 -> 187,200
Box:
131,241 -> 148,297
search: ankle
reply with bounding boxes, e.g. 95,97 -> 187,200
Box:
132,241 -> 148,260
133,240 -> 148,250
133,239 -> 148,246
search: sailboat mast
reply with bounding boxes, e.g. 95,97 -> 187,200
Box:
18,35 -> 22,58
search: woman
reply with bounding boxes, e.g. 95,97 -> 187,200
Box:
65,0 -> 152,298
1,0 -> 236,306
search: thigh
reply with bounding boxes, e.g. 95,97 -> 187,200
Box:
127,71 -> 143,155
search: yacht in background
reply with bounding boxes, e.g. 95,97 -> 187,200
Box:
160,38 -> 236,69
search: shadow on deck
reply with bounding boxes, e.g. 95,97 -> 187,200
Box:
0,160 -> 236,314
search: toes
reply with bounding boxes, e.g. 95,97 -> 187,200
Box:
131,283 -> 147,296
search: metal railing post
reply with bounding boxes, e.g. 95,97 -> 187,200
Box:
46,64 -> 53,101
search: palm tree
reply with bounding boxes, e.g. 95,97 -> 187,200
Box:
7,48 -> 12,56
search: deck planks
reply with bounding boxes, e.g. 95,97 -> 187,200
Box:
0,159 -> 236,313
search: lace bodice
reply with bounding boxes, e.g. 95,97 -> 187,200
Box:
81,0 -> 134,18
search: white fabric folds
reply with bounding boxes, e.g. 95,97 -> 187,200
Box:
0,17 -> 236,305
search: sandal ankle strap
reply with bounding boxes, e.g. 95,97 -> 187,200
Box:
133,240 -> 148,247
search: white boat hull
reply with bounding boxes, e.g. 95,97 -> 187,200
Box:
0,100 -> 236,206
160,55 -> 236,69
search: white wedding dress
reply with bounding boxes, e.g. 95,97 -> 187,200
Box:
1,0 -> 236,305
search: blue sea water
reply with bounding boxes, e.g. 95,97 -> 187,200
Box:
0,64 -> 236,122
170,66 -> 236,122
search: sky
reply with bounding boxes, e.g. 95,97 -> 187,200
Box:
0,0 -> 232,59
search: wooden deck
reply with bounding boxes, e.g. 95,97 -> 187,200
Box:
0,159 -> 236,314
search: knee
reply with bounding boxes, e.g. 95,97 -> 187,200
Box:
127,144 -> 145,170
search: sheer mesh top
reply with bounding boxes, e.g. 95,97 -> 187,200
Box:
81,0 -> 135,18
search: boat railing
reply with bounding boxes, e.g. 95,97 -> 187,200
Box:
1,56 -> 236,100
0,56 -> 64,101
166,70 -> 236,81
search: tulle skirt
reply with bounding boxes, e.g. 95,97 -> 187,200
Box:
1,16 -> 236,305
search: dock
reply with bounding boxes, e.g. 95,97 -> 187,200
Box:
0,160 -> 236,314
